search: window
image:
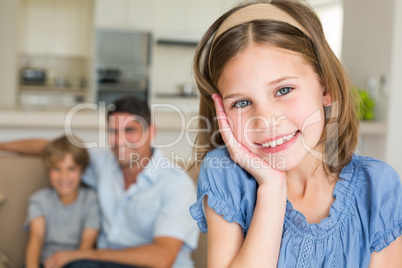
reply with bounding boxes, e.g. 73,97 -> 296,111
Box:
308,0 -> 344,58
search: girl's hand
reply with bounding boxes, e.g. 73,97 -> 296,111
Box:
212,93 -> 286,185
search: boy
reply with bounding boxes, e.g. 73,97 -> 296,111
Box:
24,135 -> 100,268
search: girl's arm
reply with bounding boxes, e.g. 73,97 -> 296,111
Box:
205,179 -> 287,268
25,217 -> 46,268
78,228 -> 99,249
369,236 -> 402,267
207,94 -> 287,267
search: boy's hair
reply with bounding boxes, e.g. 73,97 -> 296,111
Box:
192,0 -> 359,175
107,95 -> 151,127
42,135 -> 89,172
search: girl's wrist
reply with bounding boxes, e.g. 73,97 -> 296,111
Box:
257,178 -> 287,194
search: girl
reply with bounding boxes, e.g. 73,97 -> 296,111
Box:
24,135 -> 100,268
189,0 -> 402,267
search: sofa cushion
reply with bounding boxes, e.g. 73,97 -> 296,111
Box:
0,251 -> 14,268
0,193 -> 5,205
0,154 -> 49,267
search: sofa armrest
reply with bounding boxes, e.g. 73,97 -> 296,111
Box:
0,154 -> 49,267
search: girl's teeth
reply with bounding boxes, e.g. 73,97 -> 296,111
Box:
276,138 -> 284,145
262,132 -> 296,148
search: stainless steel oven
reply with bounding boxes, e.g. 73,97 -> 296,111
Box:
95,30 -> 152,105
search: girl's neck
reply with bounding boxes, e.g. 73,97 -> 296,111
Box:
58,188 -> 79,205
286,152 -> 338,224
285,152 -> 337,197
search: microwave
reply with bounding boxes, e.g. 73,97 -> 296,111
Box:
20,68 -> 46,85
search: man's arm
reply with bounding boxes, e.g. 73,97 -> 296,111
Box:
25,217 -> 46,268
0,139 -> 48,155
46,236 -> 183,268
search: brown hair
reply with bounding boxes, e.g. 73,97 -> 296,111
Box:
42,135 -> 89,172
192,0 -> 359,175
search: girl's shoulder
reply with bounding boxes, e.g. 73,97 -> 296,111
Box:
192,146 -> 258,235
344,154 -> 402,252
344,154 -> 400,192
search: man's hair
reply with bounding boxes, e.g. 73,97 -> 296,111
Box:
108,95 -> 151,126
42,135 -> 89,172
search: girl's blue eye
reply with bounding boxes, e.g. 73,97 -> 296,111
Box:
233,100 -> 251,108
276,87 -> 293,96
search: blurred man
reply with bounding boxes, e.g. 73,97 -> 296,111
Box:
1,96 -> 199,268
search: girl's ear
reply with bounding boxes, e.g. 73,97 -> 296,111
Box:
322,88 -> 332,106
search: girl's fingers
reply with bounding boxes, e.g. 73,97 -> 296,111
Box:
212,94 -> 240,149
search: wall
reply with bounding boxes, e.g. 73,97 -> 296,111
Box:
0,0 -> 18,107
385,0 -> 402,176
341,0 -> 397,162
342,0 -> 394,122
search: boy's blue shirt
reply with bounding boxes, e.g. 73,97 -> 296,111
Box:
190,146 -> 402,267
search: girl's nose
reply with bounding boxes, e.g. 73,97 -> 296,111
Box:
248,104 -> 283,131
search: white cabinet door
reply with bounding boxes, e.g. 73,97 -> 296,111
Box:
220,0 -> 241,13
155,0 -> 221,38
94,0 -> 240,38
127,0 -> 157,31
186,0 -> 222,36
20,0 -> 92,57
95,0 -> 156,31
155,0 -> 187,37
20,0 -> 53,54
95,0 -> 127,29
51,0 -> 91,56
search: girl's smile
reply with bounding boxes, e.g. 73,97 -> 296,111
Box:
218,44 -> 332,170
258,130 -> 300,154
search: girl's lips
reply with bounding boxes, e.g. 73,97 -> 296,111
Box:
258,131 -> 300,153
259,131 -> 298,145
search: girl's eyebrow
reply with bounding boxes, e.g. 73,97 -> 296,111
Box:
222,93 -> 242,101
269,76 -> 298,85
222,76 -> 299,101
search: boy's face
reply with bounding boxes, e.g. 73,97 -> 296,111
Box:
49,153 -> 82,198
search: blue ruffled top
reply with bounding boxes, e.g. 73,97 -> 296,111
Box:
189,146 -> 402,267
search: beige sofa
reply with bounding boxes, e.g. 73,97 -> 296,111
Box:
0,153 -> 207,268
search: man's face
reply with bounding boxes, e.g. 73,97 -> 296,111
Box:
108,112 -> 154,168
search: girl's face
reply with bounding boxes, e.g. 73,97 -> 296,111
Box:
218,44 -> 331,171
49,153 -> 82,199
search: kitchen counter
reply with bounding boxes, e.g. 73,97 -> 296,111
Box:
0,106 -> 387,134
0,103 -> 200,131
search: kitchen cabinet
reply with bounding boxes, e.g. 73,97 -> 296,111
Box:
95,0 -> 240,39
95,0 -> 157,31
17,0 -> 94,108
155,0 -> 222,38
19,0 -> 93,57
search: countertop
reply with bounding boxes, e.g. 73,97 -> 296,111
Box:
0,104 -> 200,131
0,106 -> 387,135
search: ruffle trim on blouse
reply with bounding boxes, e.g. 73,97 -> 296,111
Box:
370,223 -> 402,253
285,155 -> 359,237
189,191 -> 247,235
